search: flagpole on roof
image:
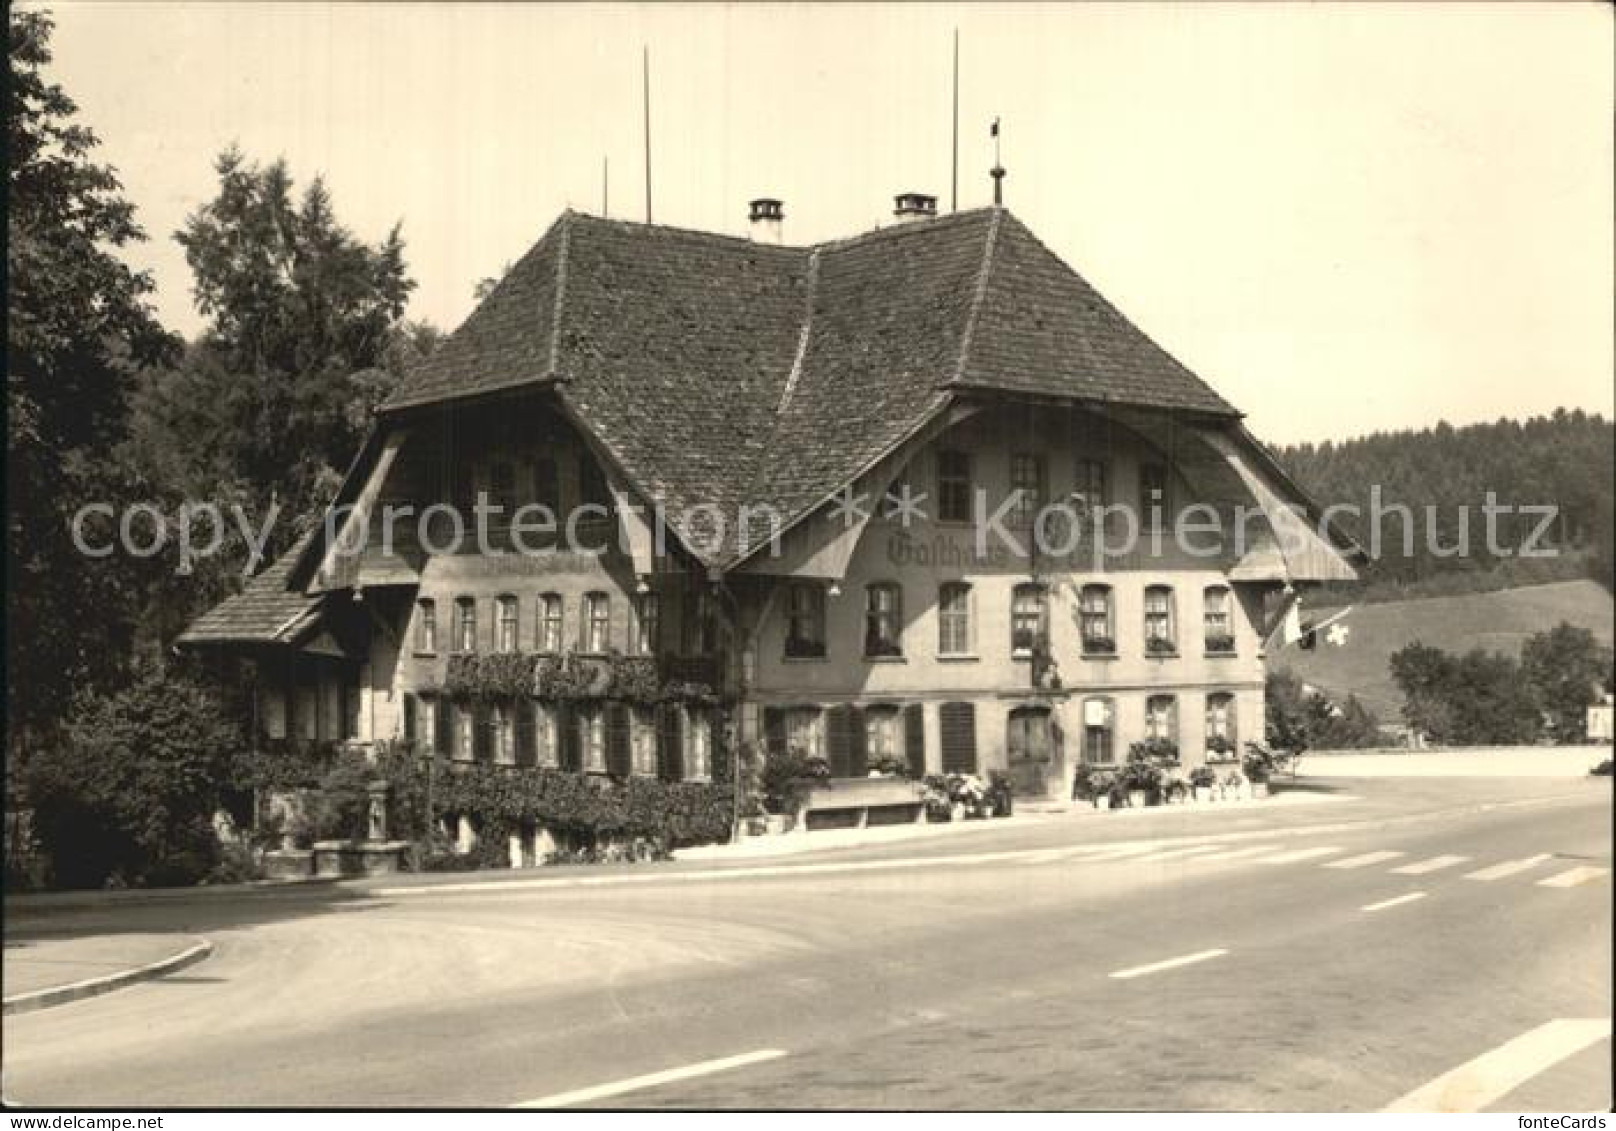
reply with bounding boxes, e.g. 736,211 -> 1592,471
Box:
951,28 -> 960,212
643,46 -> 653,224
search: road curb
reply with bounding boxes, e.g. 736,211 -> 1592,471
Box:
2,938 -> 213,1017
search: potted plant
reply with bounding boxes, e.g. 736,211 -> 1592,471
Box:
1089,769 -> 1118,810
1205,633 -> 1236,655
1161,770 -> 1190,805
1145,636 -> 1177,656
1189,765 -> 1217,804
1121,758 -> 1161,807
1222,769 -> 1248,801
1070,763 -> 1094,803
1205,734 -> 1234,762
1082,635 -> 1116,657
986,769 -> 1014,818
921,774 -> 954,822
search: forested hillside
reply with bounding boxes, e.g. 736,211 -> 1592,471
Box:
1274,412 -> 1614,602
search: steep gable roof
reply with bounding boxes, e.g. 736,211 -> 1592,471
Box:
950,213 -> 1236,414
381,206 -> 1242,565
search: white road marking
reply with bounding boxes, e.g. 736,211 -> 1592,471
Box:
1360,892 -> 1427,912
513,1049 -> 788,1108
1391,854 -> 1469,875
1537,866 -> 1609,889
1108,948 -> 1228,980
1383,1018 -> 1611,1112
1187,845 -> 1278,864
1258,846 -> 1343,865
1130,845 -> 1225,864
1325,850 -> 1406,870
1465,854 -> 1552,882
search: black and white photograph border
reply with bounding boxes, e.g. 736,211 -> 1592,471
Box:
4,1 -> 1612,1118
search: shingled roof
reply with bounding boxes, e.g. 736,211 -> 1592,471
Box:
380,206 -> 1239,565
177,532 -> 322,645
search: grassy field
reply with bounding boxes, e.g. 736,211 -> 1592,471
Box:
1274,579 -> 1614,719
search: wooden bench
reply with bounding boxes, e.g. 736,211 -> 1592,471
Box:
792,777 -> 927,832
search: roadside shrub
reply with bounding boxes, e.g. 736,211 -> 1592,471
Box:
20,663 -> 239,888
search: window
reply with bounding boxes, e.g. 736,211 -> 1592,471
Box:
537,593 -> 563,653
454,597 -> 477,653
1079,585 -> 1114,653
415,598 -> 437,653
1204,586 -> 1235,653
1146,695 -> 1178,743
937,449 -> 973,523
532,457 -> 560,513
488,461 -> 516,514
785,707 -> 824,758
1205,693 -> 1238,758
535,703 -> 559,766
937,582 -> 972,656
939,701 -> 978,773
455,702 -> 475,761
684,708 -> 713,780
579,706 -> 606,772
632,592 -> 660,656
1009,453 -> 1046,527
493,703 -> 515,765
865,706 -> 900,762
1140,462 -> 1169,526
496,595 -> 519,653
582,592 -> 611,653
1075,458 -> 1108,514
1011,583 -> 1048,657
1144,585 -> 1176,653
1082,697 -> 1116,764
864,583 -> 903,657
631,706 -> 658,775
785,583 -> 827,659
578,455 -> 611,514
418,696 -> 436,753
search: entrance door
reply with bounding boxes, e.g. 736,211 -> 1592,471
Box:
1007,707 -> 1060,797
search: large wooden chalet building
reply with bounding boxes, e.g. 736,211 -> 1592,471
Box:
182,197 -> 1358,829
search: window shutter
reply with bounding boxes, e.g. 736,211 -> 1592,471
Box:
825,704 -> 853,777
606,703 -> 632,776
657,703 -> 685,782
557,703 -> 580,771
402,694 -> 417,743
939,701 -> 977,774
474,702 -> 493,763
435,697 -> 453,757
903,703 -> 926,778
762,706 -> 786,755
847,705 -> 868,777
515,701 -> 537,767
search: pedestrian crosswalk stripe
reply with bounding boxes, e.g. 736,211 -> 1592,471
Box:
1326,850 -> 1405,870
1361,892 -> 1427,913
1465,854 -> 1552,882
1259,846 -> 1343,865
1537,866 -> 1609,889
1187,845 -> 1274,864
1131,845 -> 1225,864
1391,854 -> 1469,875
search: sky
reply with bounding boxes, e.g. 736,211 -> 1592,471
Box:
33,1 -> 1614,445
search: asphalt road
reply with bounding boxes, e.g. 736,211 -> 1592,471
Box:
3,776 -> 1609,1111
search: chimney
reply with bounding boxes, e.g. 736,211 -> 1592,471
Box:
893,192 -> 938,223
748,198 -> 784,244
